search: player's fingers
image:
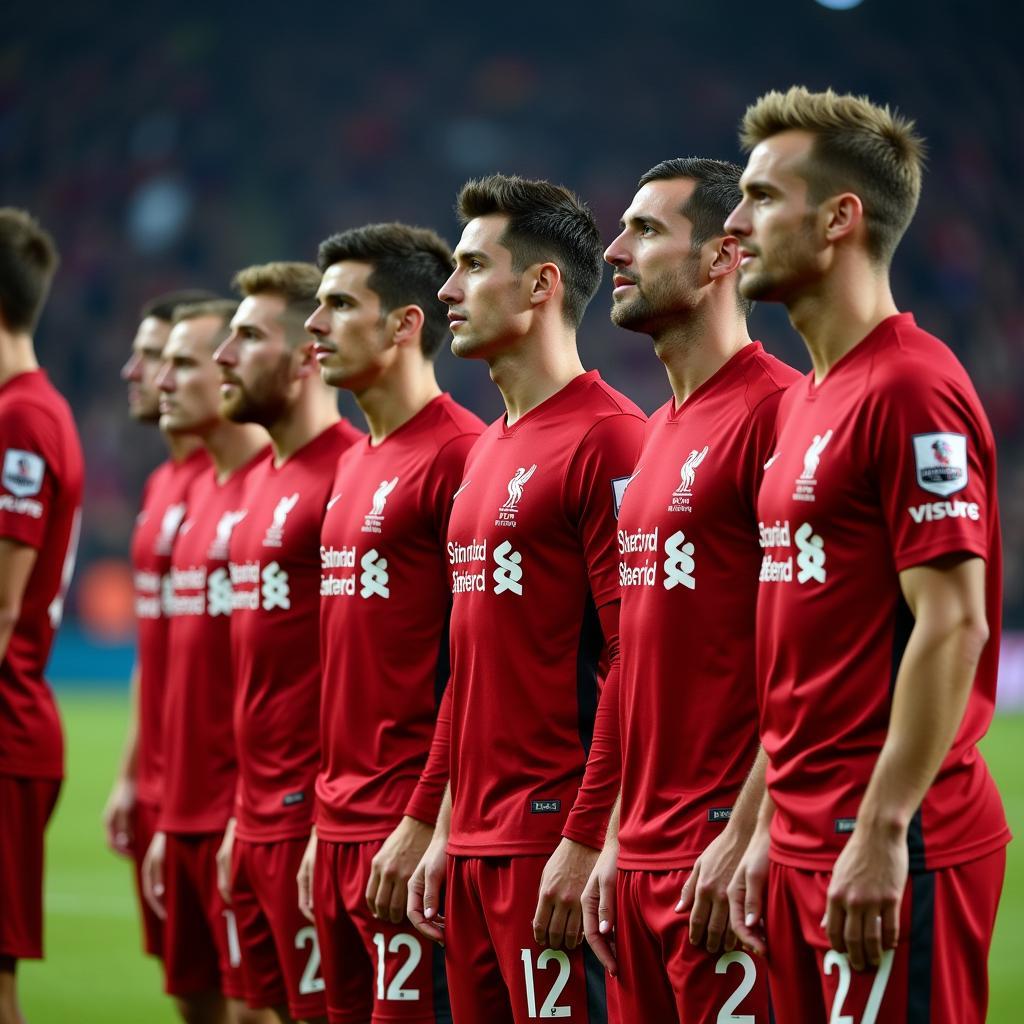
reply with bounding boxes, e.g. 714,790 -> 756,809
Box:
564,904 -> 583,950
676,863 -> 698,914
532,896 -> 554,946
881,899 -> 900,951
297,866 -> 314,922
687,882 -> 711,947
546,902 -> 570,950
364,862 -> 382,915
724,921 -> 738,953
143,854 -> 166,921
598,871 -> 616,934
374,876 -> 395,922
422,860 -> 443,920
863,906 -> 883,968
704,893 -> 730,954
731,868 -> 765,956
823,894 -> 846,956
843,906 -> 866,972
389,878 -> 408,925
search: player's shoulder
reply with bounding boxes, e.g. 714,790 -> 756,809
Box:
580,373 -> 647,423
426,394 -> 487,447
0,371 -> 77,438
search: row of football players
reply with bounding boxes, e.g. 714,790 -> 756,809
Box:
0,83 -> 1001,1024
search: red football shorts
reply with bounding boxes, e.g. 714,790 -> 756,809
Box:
315,838 -> 451,1023
0,775 -> 60,960
130,798 -> 164,958
612,868 -> 770,1023
445,855 -> 606,1024
766,848 -> 1006,1024
230,836 -> 326,1021
163,831 -> 245,1000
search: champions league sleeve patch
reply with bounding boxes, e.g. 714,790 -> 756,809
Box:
611,472 -> 637,519
911,433 -> 968,497
2,449 -> 46,497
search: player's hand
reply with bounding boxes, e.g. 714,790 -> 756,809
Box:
534,837 -> 599,950
297,828 -> 317,923
823,824 -> 907,971
676,824 -> 748,954
581,840 -> 618,975
727,825 -> 769,956
102,776 -> 136,857
407,835 -> 447,945
366,816 -> 434,924
216,817 -> 236,905
142,830 -> 168,921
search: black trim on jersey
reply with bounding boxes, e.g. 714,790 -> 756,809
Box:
907,870 -> 936,1023
888,594 -> 928,872
432,941 -> 453,1023
582,944 -> 608,1024
434,597 -> 453,709
576,592 -> 603,756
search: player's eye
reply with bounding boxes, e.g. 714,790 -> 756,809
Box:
639,222 -> 655,237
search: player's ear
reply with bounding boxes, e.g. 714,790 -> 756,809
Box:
823,192 -> 863,245
529,262 -> 562,309
390,305 -> 425,349
708,236 -> 742,282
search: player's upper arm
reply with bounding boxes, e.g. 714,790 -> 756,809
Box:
0,537 -> 38,626
898,555 -> 989,650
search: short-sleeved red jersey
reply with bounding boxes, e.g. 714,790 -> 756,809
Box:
227,420 -> 362,842
159,449 -> 269,834
445,371 -> 645,857
756,314 -> 1009,872
130,447 -> 209,807
316,396 -> 483,842
615,344 -> 798,870
0,370 -> 83,781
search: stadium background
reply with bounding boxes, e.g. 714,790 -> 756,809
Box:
6,0 -> 1022,1019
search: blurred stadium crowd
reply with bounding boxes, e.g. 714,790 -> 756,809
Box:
5,0 -> 1022,627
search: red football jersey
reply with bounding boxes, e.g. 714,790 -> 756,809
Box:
130,448 -> 209,807
614,344 -> 798,870
0,370 -> 83,780
757,314 -> 1009,871
445,371 -> 645,856
159,449 -> 269,834
316,396 -> 484,842
227,420 -> 362,842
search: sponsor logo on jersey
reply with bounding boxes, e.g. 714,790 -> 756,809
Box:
261,561 -> 290,610
834,818 -> 857,834
912,432 -> 968,496
282,791 -> 306,807
617,526 -> 697,589
166,565 -> 208,616
452,479 -> 472,501
758,519 -> 826,584
449,538 -> 488,593
707,807 -> 733,822
207,566 -> 234,616
0,494 -> 42,518
763,451 -> 781,471
793,429 -> 833,502
363,477 -> 399,534
208,510 -> 248,560
908,499 -> 980,523
320,545 -> 358,597
263,492 -> 300,547
492,540 -> 523,595
155,502 -> 187,555
2,449 -> 45,497
662,530 -> 696,590
794,522 -> 826,583
326,493 -> 342,511
666,446 -> 709,517
134,569 -> 163,619
530,799 -> 562,814
359,548 -> 389,599
496,464 -> 537,527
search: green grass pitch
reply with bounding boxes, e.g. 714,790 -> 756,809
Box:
15,691 -> 1024,1022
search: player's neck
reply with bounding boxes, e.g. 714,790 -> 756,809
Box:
788,261 -> 899,383
656,309 -> 752,407
355,362 -> 443,446
487,330 -> 585,426
0,332 -> 39,389
267,389 -> 340,466
163,431 -> 203,464
202,421 -> 268,482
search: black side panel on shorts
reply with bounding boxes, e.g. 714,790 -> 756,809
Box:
432,940 -> 453,1023
907,871 -> 935,1024
575,591 -> 604,756
582,944 -> 607,1024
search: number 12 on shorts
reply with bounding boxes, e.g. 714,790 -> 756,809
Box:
520,948 -> 571,1019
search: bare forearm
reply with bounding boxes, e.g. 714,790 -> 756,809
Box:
433,784 -> 452,841
116,661 -> 141,781
727,746 -> 767,838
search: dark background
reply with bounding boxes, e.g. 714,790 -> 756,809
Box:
5,0 -> 1022,628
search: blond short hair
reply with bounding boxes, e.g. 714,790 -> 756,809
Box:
172,298 -> 237,328
740,86 -> 925,263
233,261 -> 321,345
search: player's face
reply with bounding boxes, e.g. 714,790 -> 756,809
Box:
214,294 -> 297,427
155,317 -> 227,436
439,214 -> 530,360
121,316 -> 171,423
726,130 -> 823,303
306,262 -> 394,392
604,179 -> 703,334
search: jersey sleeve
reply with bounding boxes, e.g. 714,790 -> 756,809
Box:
404,684 -> 451,826
424,432 -> 480,541
867,374 -> 992,572
738,389 -> 787,518
0,404 -> 59,549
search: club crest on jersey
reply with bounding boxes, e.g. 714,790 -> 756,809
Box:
793,429 -> 833,502
208,509 -> 248,560
263,492 -> 300,547
912,432 -> 968,496
155,502 -> 187,556
669,445 -> 708,513
363,477 -> 399,534
2,449 -> 45,497
496,464 -> 537,527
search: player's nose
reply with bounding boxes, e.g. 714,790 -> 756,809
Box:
724,199 -> 750,237
121,353 -> 141,381
438,272 -> 461,305
604,230 -> 631,268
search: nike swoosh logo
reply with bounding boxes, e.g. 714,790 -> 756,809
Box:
763,453 -> 781,471
326,494 -> 342,510
452,479 -> 471,500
